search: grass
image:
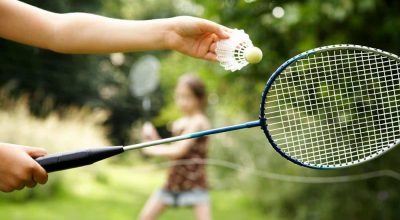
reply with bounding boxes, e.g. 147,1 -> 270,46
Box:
0,165 -> 269,220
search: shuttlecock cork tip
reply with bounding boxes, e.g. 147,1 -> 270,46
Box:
244,47 -> 263,64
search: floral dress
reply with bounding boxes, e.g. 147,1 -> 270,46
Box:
164,135 -> 208,192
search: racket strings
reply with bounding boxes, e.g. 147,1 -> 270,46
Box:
322,52 -> 396,163
296,52 -> 398,165
264,48 -> 400,167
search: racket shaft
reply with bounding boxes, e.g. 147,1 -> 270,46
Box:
123,120 -> 260,151
35,146 -> 124,172
35,121 -> 260,172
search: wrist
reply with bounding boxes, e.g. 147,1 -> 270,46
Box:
162,17 -> 179,50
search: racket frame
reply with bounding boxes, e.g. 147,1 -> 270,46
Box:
260,44 -> 400,169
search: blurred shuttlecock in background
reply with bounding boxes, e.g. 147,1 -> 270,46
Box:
216,29 -> 263,72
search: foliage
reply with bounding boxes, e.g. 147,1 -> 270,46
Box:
191,1 -> 400,219
1,0 -> 400,219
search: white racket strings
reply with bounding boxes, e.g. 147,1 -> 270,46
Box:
264,47 -> 400,168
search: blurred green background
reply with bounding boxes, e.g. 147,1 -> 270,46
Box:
1,0 -> 400,219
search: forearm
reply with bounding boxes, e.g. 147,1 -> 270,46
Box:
0,0 -> 57,50
0,1 -> 173,54
51,13 -> 173,54
144,145 -> 179,158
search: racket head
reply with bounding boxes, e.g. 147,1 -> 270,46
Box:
260,44 -> 400,169
129,55 -> 160,98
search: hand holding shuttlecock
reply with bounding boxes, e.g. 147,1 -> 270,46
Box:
215,29 -> 263,72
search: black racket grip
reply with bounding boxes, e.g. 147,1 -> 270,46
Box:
35,146 -> 124,173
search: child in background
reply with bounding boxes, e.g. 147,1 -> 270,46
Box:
139,74 -> 211,220
0,0 -> 229,192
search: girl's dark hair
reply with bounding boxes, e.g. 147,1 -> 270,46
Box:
178,73 -> 207,110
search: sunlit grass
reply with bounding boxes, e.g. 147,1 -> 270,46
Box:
0,165 -> 270,220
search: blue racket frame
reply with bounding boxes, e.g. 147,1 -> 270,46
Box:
260,44 -> 400,169
259,51 -> 315,168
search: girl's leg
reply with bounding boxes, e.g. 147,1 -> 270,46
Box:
193,202 -> 212,220
138,192 -> 167,220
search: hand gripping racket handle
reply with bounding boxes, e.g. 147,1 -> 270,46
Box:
35,146 -> 124,173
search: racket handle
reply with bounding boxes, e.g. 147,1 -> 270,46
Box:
35,146 -> 124,173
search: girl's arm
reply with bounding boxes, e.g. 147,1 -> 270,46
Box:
0,1 -> 229,60
141,120 -> 207,159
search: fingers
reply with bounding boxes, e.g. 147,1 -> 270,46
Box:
32,162 -> 48,185
2,178 -> 39,192
210,42 -> 217,53
0,144 -> 48,192
0,179 -> 24,192
0,174 -> 36,192
22,147 -> 48,185
0,184 -> 13,193
197,33 -> 215,59
200,19 -> 230,39
15,182 -> 25,190
205,40 -> 218,61
23,146 -> 47,158
25,179 -> 37,188
204,52 -> 217,61
197,33 -> 219,61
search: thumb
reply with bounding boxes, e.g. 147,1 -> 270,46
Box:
22,146 -> 47,158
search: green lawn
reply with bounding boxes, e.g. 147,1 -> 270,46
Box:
0,164 -> 270,220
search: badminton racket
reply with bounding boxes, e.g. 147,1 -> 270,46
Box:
36,44 -> 400,172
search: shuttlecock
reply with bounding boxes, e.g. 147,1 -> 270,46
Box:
216,29 -> 263,72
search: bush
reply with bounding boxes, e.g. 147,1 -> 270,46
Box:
0,92 -> 110,200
